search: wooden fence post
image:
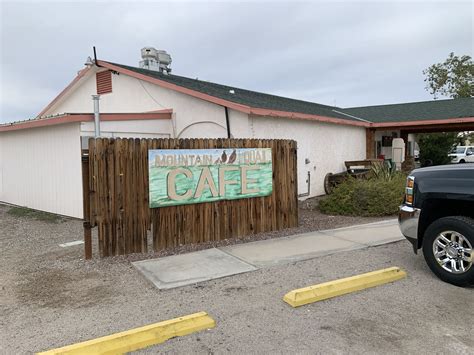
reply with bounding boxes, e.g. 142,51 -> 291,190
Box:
82,150 -> 92,259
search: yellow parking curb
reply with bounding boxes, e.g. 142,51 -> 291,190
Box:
37,311 -> 215,355
283,267 -> 406,307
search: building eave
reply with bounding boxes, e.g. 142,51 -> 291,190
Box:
0,110 -> 173,132
249,108 -> 370,127
370,116 -> 474,129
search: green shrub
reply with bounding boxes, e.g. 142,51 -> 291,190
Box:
319,174 -> 406,217
417,132 -> 458,166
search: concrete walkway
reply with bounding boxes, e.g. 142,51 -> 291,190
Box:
133,219 -> 404,289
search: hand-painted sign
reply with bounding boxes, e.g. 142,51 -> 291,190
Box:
149,148 -> 272,207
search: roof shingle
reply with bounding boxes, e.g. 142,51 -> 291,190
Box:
342,98 -> 474,123
108,62 -> 362,122
107,61 -> 474,124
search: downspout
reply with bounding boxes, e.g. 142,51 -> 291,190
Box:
224,106 -> 231,139
92,95 -> 101,137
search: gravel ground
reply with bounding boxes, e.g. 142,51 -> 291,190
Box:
2,203 -> 472,354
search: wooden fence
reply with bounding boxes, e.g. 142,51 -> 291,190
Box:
83,138 -> 298,258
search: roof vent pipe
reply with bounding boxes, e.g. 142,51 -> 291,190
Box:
92,95 -> 101,137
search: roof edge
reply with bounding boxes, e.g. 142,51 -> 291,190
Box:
36,66 -> 93,118
343,97 -> 473,110
370,116 -> 474,128
250,108 -> 370,127
0,110 -> 173,132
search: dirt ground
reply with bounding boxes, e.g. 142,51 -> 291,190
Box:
4,203 -> 472,354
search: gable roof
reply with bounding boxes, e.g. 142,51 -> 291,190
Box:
103,61 -> 364,123
8,59 -> 470,131
343,98 -> 474,123
100,61 -> 473,127
98,60 -> 367,126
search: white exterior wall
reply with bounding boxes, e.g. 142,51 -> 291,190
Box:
80,120 -> 172,139
0,123 -> 83,218
250,116 -> 366,197
47,71 -> 249,139
36,68 -> 367,204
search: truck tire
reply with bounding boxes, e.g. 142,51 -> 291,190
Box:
423,216 -> 474,287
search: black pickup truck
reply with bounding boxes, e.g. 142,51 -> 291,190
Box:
399,164 -> 474,286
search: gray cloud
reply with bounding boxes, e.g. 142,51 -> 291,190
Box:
1,1 -> 472,123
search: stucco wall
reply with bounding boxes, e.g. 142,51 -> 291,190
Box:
39,68 -> 367,201
47,70 -> 249,139
0,123 -> 83,218
80,120 -> 172,138
250,116 -> 366,197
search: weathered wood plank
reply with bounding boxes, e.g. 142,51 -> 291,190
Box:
87,138 -> 298,257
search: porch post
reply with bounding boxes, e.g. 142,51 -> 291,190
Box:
400,130 -> 409,158
366,128 -> 376,159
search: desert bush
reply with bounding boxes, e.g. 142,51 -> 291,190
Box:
370,161 -> 397,181
319,173 -> 406,217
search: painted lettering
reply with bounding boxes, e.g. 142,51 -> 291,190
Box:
155,155 -> 167,167
194,167 -> 218,198
241,165 -> 260,194
167,168 -> 193,200
218,166 -> 239,196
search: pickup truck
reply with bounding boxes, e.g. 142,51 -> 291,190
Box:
399,164 -> 474,286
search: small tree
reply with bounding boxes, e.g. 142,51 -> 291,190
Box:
417,132 -> 458,166
418,54 -> 473,165
423,53 -> 473,99
458,131 -> 474,145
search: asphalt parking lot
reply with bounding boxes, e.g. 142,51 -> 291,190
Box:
1,205 -> 473,354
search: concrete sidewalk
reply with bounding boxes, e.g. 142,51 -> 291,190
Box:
133,219 -> 404,289
221,219 -> 401,267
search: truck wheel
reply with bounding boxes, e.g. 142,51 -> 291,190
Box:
459,159 -> 466,163
423,216 -> 474,287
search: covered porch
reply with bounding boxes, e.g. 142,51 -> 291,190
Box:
366,119 -> 474,161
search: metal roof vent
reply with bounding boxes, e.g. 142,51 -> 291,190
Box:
139,47 -> 172,74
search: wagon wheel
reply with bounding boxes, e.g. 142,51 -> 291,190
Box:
324,173 -> 334,195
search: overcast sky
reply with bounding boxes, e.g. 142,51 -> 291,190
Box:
0,0 -> 472,123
